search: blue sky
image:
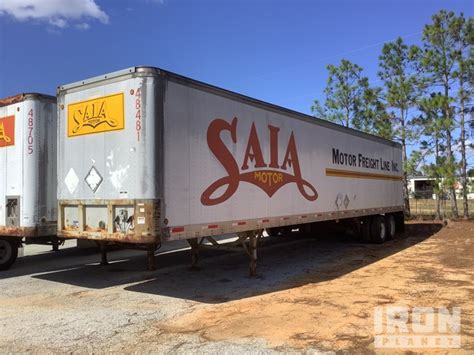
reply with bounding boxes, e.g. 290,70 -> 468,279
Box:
0,0 -> 472,117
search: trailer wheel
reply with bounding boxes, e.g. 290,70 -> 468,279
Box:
386,214 -> 396,240
395,212 -> 405,234
267,227 -> 284,237
0,238 -> 19,271
370,215 -> 387,244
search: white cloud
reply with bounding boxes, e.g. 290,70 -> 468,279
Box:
0,0 -> 109,28
75,22 -> 90,30
49,17 -> 67,28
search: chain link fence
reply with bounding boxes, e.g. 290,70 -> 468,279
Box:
410,198 -> 474,218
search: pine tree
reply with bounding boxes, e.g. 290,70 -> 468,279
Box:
417,93 -> 448,219
452,14 -> 473,218
422,10 -> 464,218
378,37 -> 423,216
311,59 -> 368,128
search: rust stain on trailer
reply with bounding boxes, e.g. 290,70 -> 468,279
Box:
0,93 -> 56,107
58,199 -> 160,244
0,94 -> 28,107
0,224 -> 56,238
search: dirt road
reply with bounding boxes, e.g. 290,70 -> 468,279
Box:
0,221 -> 472,353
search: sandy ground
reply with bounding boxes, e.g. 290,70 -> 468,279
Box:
0,221 -> 472,353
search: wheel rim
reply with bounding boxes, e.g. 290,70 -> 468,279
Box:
0,239 -> 12,264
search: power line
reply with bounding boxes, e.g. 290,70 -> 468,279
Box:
250,31 -> 423,82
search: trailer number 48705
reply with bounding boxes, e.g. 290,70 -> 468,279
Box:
27,108 -> 34,154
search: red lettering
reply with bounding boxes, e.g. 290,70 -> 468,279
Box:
241,123 -> 266,170
201,117 -> 318,206
268,125 -> 279,169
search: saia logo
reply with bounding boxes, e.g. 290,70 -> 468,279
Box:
68,93 -> 124,137
201,117 -> 318,206
0,115 -> 15,148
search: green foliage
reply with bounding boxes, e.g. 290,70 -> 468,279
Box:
422,10 -> 471,88
310,10 -> 473,217
378,37 -> 423,143
354,86 -> 393,139
311,59 -> 390,138
405,150 -> 423,176
312,59 -> 368,128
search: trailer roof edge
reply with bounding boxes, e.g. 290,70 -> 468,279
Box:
0,93 -> 56,107
57,66 -> 402,149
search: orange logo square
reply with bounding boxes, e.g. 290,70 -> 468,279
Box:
0,115 -> 15,147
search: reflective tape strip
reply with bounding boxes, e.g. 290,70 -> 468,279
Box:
232,221 -> 247,227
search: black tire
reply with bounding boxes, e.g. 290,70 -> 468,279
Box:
360,218 -> 372,243
386,214 -> 396,240
370,215 -> 387,244
267,227 -> 283,237
0,238 -> 19,271
395,212 -> 405,234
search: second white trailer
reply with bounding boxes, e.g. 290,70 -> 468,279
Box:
57,67 -> 404,274
0,93 -> 59,270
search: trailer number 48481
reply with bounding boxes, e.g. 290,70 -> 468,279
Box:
134,88 -> 142,141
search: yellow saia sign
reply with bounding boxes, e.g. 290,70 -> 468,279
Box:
68,93 -> 124,137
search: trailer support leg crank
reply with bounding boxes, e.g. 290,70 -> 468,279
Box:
237,229 -> 263,277
52,238 -> 59,252
185,230 -> 263,276
99,242 -> 108,265
147,246 -> 157,271
248,233 -> 258,277
187,238 -> 201,270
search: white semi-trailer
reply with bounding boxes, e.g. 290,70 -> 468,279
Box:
0,93 -> 59,270
57,67 -> 404,275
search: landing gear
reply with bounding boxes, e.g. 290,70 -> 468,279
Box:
241,230 -> 260,277
147,247 -> 156,271
52,237 -> 60,252
97,242 -> 159,270
187,238 -> 201,270
0,237 -> 19,271
99,242 -> 109,265
186,230 -> 264,277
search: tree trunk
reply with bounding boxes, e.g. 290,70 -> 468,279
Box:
402,139 -> 411,216
400,109 -> 410,216
459,76 -> 469,219
445,131 -> 459,218
435,138 -> 442,220
444,82 -> 459,218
